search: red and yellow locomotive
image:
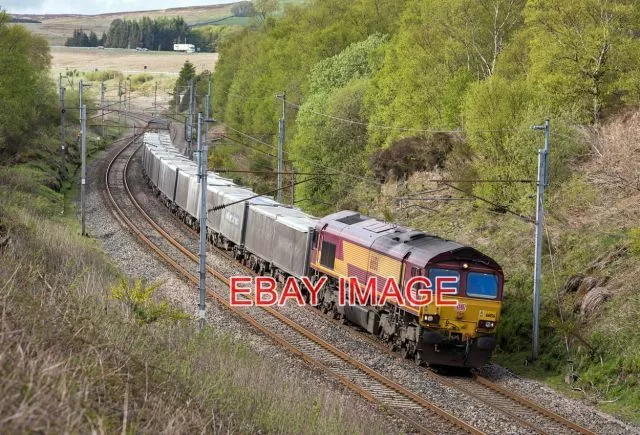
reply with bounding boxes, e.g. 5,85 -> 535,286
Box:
309,211 -> 503,368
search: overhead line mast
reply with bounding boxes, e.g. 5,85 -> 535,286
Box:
276,91 -> 286,203
531,119 -> 550,361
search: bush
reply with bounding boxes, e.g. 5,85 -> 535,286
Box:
369,132 -> 462,182
83,70 -> 122,82
111,278 -> 189,324
131,72 -> 154,86
551,175 -> 597,213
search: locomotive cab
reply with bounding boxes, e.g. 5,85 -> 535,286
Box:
410,256 -> 503,367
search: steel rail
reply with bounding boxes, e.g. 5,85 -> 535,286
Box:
146,153 -> 597,435
104,138 -> 480,435
472,375 -> 596,435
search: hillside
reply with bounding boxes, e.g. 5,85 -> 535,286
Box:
12,4 -> 234,46
210,0 -> 640,422
372,111 -> 640,419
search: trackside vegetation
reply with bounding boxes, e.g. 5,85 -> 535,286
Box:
0,12 -> 390,433
211,0 -> 640,421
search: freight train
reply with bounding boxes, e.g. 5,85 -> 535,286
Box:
141,131 -> 503,368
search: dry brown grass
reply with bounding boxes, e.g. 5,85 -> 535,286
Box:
0,165 -> 390,433
588,110 -> 640,192
550,110 -> 640,232
51,46 -> 218,75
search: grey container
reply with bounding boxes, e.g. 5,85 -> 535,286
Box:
217,189 -> 267,245
152,152 -> 177,192
244,205 -> 318,278
158,158 -> 179,200
174,164 -> 198,212
206,185 -> 253,236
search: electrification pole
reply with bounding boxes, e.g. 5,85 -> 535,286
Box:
123,80 -> 128,129
80,105 -> 87,236
78,80 -> 91,235
154,81 -> 158,117
205,79 -> 211,158
79,79 -> 83,111
59,80 -> 66,181
531,119 -> 550,360
276,92 -> 286,203
101,80 -> 106,138
197,112 -> 208,330
291,168 -> 295,206
128,77 -> 132,112
187,79 -> 194,158
118,80 -> 122,133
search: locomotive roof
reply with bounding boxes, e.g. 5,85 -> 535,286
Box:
319,211 -> 500,269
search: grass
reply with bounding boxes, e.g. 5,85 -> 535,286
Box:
0,124 -> 391,433
354,110 -> 640,424
202,16 -> 252,27
51,46 -> 217,75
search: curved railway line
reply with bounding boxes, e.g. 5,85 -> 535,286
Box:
106,131 -> 480,434
103,129 -> 598,435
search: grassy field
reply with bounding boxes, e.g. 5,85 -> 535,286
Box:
14,4 -> 234,46
51,46 -> 217,75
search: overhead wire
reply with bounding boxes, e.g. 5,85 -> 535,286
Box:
109,82 -> 538,223
218,118 -> 539,219
441,182 -> 535,223
208,176 -> 317,213
281,98 -> 527,135
212,169 -> 535,184
220,134 -> 279,159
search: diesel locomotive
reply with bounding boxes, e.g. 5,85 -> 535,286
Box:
141,131 -> 503,368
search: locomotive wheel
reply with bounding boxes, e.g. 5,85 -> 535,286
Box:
400,346 -> 410,359
330,305 -> 340,320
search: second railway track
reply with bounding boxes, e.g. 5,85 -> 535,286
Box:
104,131 -> 600,435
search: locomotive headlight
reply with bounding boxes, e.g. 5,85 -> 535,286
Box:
478,320 -> 495,329
424,314 -> 440,324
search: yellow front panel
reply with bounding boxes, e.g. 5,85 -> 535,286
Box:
420,298 -> 501,338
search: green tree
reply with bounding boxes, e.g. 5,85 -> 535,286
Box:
290,36 -> 387,214
525,0 -> 640,124
0,13 -> 56,156
365,0 -> 526,148
174,60 -> 197,108
292,79 -> 371,215
231,1 -> 255,17
253,0 -> 279,22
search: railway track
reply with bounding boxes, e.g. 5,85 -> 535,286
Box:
299,303 -> 597,435
104,131 -> 599,435
105,134 -> 483,434
146,167 -> 598,435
